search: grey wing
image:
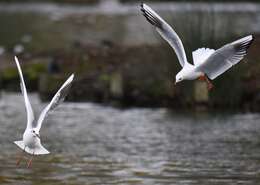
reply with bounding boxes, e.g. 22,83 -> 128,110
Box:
141,3 -> 188,67
35,74 -> 74,132
197,35 -> 254,80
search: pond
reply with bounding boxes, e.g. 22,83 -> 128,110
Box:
0,93 -> 260,185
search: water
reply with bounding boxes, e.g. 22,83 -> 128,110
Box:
0,93 -> 260,184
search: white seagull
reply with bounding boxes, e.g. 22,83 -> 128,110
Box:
141,3 -> 254,90
14,56 -> 74,168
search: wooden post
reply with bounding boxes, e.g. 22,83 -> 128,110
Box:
194,81 -> 209,110
110,72 -> 123,99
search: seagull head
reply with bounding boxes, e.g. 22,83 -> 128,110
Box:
175,73 -> 184,84
32,129 -> 40,139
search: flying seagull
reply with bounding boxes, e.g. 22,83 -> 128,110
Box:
140,3 -> 253,90
14,56 -> 74,168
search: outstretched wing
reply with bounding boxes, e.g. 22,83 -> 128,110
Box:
197,35 -> 254,80
14,56 -> 34,130
35,74 -> 74,132
141,3 -> 188,67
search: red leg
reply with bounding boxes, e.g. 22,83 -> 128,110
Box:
16,147 -> 25,166
205,77 -> 214,91
27,154 -> 34,168
198,74 -> 214,91
16,154 -> 22,166
198,74 -> 207,81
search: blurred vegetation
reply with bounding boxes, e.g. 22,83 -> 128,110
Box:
1,62 -> 46,91
120,0 -> 260,2
0,0 -> 260,3
0,0 -> 98,3
0,0 -> 259,110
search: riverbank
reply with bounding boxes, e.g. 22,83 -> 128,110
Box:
0,2 -> 259,111
1,38 -> 260,111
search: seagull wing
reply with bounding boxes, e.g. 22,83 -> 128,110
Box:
35,74 -> 74,132
141,3 -> 188,67
14,56 -> 34,129
197,35 -> 254,80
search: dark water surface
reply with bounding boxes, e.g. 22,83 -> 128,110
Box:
0,93 -> 260,185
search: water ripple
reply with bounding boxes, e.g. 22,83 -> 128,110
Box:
0,93 -> 260,185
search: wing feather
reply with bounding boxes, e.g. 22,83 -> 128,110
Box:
14,56 -> 34,129
35,74 -> 74,132
197,35 -> 254,80
141,3 -> 188,67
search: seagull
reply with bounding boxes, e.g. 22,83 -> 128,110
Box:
13,56 -> 74,168
140,3 -> 254,90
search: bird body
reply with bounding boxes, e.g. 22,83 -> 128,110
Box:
141,3 -> 253,89
13,56 -> 74,167
14,128 -> 48,155
177,63 -> 203,81
23,130 -> 40,150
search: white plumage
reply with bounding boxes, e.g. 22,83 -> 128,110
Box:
13,56 -> 74,166
192,48 -> 215,66
141,3 -> 253,89
198,35 -> 253,80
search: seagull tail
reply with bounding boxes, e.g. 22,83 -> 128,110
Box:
14,141 -> 50,155
14,140 -> 25,151
33,144 -> 50,155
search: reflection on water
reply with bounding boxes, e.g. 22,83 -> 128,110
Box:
0,93 -> 260,185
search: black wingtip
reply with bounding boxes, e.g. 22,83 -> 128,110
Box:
246,35 -> 254,53
251,35 -> 255,44
140,3 -> 162,28
140,2 -> 145,12
236,35 -> 254,55
246,35 -> 254,49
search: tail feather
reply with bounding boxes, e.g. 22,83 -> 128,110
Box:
14,140 -> 50,155
192,48 -> 215,66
